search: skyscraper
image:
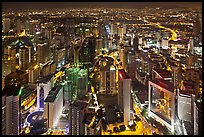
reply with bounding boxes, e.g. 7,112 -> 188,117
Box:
19,46 -> 29,70
118,69 -> 131,125
2,84 -> 22,135
69,100 -> 88,135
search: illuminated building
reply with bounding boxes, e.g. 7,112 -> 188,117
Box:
2,54 -> 11,77
148,79 -> 175,132
25,20 -> 40,35
96,38 -> 103,53
26,64 -> 40,83
64,67 -> 88,102
4,46 -> 17,73
110,65 -> 116,94
37,75 -> 53,110
44,27 -> 52,41
69,100 -> 88,135
54,47 -> 66,68
171,64 -> 182,89
152,68 -> 172,81
118,69 -> 131,125
118,27 -> 123,39
99,57 -> 116,94
133,36 -> 139,53
123,23 -> 126,34
25,45 -> 34,64
44,85 -> 63,129
41,61 -> 56,77
186,55 -> 198,69
177,89 -> 195,122
193,18 -> 201,37
4,70 -> 29,86
185,68 -> 200,83
161,38 -> 169,49
194,101 -> 202,135
19,46 -> 29,70
2,85 -> 22,135
36,43 -> 51,64
3,18 -> 10,33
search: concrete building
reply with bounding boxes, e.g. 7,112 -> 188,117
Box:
37,75 -> 53,110
177,89 -> 195,122
19,46 -> 29,70
27,64 -> 40,83
148,79 -> 175,132
2,54 -> 11,77
99,57 -> 116,94
5,46 -> 17,72
69,100 -> 88,135
118,69 -> 131,125
2,85 -> 22,135
44,85 -> 63,129
161,38 -> 169,49
194,101 -> 202,135
3,18 -> 10,33
36,43 -> 50,64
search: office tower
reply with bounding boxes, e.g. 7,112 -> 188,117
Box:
45,27 -> 52,41
110,65 -> 116,94
161,38 -> 169,49
177,88 -> 195,122
6,46 -> 17,72
171,64 -> 182,89
188,38 -> 194,52
123,23 -> 126,34
74,46 -> 81,67
193,18 -> 201,37
79,39 -> 91,68
25,45 -> 34,64
19,46 -> 29,70
133,36 -> 139,53
96,38 -> 103,54
88,37 -> 96,64
3,18 -> 10,33
16,19 -> 24,35
53,47 -> 66,68
194,101 -> 202,135
2,84 -> 22,135
118,69 -> 131,125
99,57 -> 115,94
69,100 -> 88,135
185,68 -> 200,83
44,85 -> 63,128
27,64 -> 40,83
37,43 -> 50,64
2,54 -> 11,77
148,79 -> 175,132
118,27 -> 123,39
186,55 -> 198,69
37,75 -> 53,110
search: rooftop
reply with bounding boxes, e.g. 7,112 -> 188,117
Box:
2,84 -> 22,96
153,68 -> 172,79
44,85 -> 62,103
70,100 -> 88,111
118,69 -> 130,79
149,78 -> 174,93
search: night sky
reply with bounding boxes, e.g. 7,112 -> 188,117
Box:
2,2 -> 202,11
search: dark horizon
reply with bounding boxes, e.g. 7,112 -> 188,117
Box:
2,2 -> 202,11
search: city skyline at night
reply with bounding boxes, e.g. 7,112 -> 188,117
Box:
2,2 -> 202,11
2,2 -> 202,135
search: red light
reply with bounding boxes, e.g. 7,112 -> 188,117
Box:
119,73 -> 123,79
